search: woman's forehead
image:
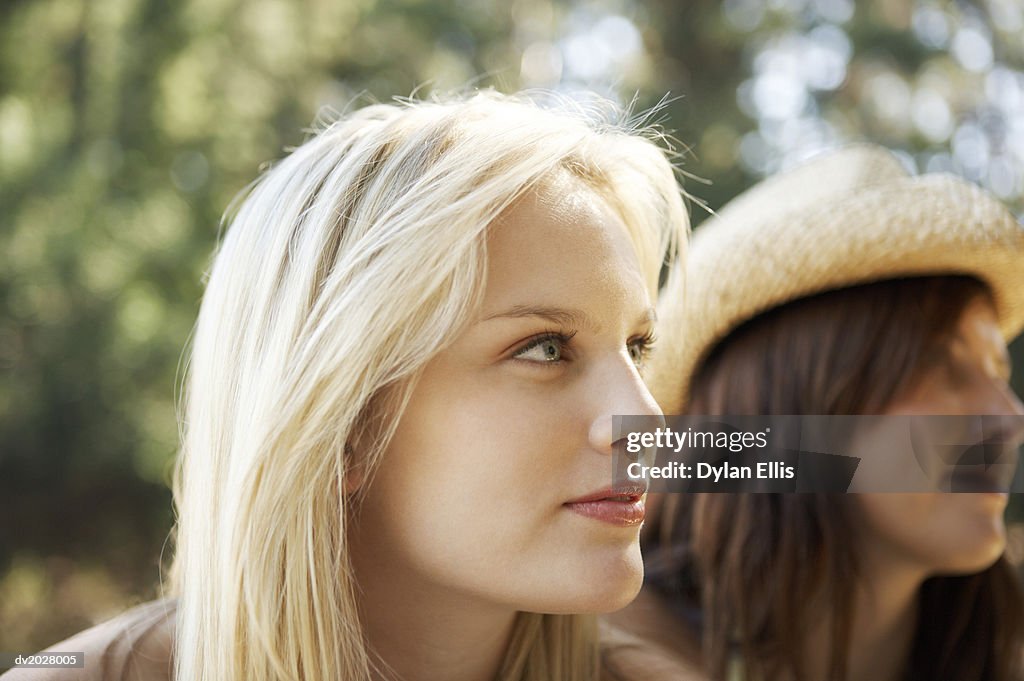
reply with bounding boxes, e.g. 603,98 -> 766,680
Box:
482,179 -> 648,316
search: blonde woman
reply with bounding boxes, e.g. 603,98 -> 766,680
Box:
3,92 -> 687,681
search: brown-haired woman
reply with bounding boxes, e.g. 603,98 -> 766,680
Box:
611,145 -> 1024,681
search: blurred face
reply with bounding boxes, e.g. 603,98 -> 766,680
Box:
353,171 -> 662,614
855,296 -> 1024,576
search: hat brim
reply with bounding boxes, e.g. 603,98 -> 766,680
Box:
648,172 -> 1024,415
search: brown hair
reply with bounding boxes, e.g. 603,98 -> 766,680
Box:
644,275 -> 1024,681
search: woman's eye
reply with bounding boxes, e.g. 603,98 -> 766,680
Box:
628,333 -> 655,367
511,331 -> 652,367
513,334 -> 571,364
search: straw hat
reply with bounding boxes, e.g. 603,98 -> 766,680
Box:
647,144 -> 1024,415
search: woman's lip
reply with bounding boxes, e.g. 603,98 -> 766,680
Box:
563,497 -> 646,526
941,468 -> 1013,493
566,485 -> 647,504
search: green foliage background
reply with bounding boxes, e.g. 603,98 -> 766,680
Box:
2,0 -> 1023,650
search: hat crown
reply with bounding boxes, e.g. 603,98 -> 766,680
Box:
709,144 -> 909,235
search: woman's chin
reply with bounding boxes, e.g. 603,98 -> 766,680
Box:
934,517 -> 1007,575
944,541 -> 1007,575
535,545 -> 644,614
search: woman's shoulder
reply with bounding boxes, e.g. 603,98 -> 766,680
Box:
0,599 -> 176,681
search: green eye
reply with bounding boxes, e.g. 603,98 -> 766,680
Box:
628,343 -> 644,365
513,332 -> 574,364
628,332 -> 656,367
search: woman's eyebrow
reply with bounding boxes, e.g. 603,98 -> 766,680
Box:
479,305 -> 656,330
481,305 -> 594,330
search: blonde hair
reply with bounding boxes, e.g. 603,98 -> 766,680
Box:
170,91 -> 687,681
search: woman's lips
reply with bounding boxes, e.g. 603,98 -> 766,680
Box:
564,486 -> 647,526
942,467 -> 1014,493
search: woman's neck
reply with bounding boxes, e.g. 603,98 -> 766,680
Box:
805,561 -> 924,681
354,550 -> 517,681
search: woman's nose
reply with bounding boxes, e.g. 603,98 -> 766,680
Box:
988,377 -> 1024,417
587,363 -> 664,456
